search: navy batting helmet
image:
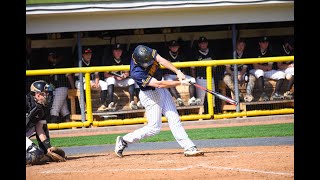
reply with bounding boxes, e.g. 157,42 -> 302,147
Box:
132,45 -> 157,68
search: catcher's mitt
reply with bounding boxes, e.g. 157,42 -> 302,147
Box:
46,147 -> 66,162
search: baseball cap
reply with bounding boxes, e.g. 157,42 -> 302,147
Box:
168,40 -> 179,47
112,43 -> 123,50
259,36 -> 269,42
198,36 -> 208,43
82,47 -> 92,54
48,50 -> 57,57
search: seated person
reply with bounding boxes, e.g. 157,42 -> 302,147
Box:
249,36 -> 286,101
190,36 -> 216,112
162,40 -> 201,106
277,37 -> 294,99
74,47 -> 109,111
223,38 -> 255,102
103,43 -> 143,110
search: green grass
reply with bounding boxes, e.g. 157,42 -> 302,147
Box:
32,123 -> 293,147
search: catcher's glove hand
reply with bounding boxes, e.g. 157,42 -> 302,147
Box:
46,147 -> 66,162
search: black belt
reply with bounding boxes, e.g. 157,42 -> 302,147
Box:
142,87 -> 156,91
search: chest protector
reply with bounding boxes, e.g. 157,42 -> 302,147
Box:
26,94 -> 46,132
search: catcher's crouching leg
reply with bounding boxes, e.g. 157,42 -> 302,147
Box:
26,144 -> 45,165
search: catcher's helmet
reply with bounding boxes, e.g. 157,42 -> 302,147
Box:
30,80 -> 53,93
132,45 -> 157,68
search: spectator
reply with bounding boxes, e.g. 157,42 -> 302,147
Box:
47,50 -> 75,123
162,40 -> 201,106
114,45 -> 204,158
223,38 -> 255,102
249,36 -> 286,101
103,43 -> 143,110
74,47 -> 109,111
277,37 -> 294,99
191,36 -> 216,112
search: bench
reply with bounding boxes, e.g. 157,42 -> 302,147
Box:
67,84 -> 204,121
218,78 -> 294,112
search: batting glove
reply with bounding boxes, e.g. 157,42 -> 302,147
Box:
180,79 -> 191,86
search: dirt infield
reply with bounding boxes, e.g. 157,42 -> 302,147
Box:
26,145 -> 293,180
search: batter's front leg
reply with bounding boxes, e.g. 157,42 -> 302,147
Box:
161,89 -> 196,150
123,91 -> 163,144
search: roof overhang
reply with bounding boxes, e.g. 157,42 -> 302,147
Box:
26,0 -> 294,34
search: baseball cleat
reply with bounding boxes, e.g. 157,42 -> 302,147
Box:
259,92 -> 269,101
283,91 -> 293,100
244,94 -> 254,102
129,101 -> 138,110
184,146 -> 204,157
176,98 -> 184,106
271,93 -> 284,100
115,136 -> 127,158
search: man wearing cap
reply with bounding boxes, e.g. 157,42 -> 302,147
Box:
277,37 -> 294,99
162,40 -> 201,106
46,50 -> 75,123
223,38 -> 255,102
103,43 -> 143,110
249,36 -> 286,101
74,47 -> 109,111
191,36 -> 216,113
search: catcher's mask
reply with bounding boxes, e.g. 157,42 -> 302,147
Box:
30,80 -> 54,106
132,45 -> 157,69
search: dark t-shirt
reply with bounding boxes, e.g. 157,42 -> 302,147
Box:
47,58 -> 72,88
103,53 -> 130,75
251,48 -> 274,69
74,58 -> 99,81
193,48 -> 215,78
162,50 -> 189,75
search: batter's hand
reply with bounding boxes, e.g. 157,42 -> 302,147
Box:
180,79 -> 191,86
176,70 -> 186,81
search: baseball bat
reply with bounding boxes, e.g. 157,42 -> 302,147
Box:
108,72 -> 124,78
190,82 -> 238,106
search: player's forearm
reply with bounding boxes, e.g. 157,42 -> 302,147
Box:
156,55 -> 179,74
149,80 -> 180,88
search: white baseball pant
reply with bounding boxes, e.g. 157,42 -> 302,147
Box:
163,74 -> 196,83
122,88 -> 196,150
196,77 -> 215,106
75,79 -> 108,90
249,69 -> 285,80
105,77 -> 135,87
50,87 -> 69,117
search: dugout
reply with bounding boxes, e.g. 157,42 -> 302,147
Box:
26,0 -> 294,124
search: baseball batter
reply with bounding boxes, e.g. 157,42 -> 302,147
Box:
114,45 -> 204,157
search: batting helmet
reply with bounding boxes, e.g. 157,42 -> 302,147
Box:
30,80 -> 53,94
132,45 -> 157,68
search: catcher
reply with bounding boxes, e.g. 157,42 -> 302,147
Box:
26,80 -> 66,165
